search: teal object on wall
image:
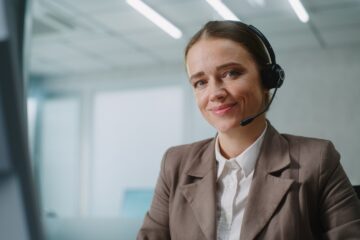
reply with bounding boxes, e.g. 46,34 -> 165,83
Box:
121,189 -> 154,218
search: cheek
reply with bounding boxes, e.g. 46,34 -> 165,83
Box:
231,83 -> 253,100
194,92 -> 207,110
233,83 -> 264,106
249,88 -> 267,107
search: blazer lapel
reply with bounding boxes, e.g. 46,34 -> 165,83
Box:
241,124 -> 294,240
181,138 -> 217,240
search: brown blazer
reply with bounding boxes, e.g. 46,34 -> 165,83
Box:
137,124 -> 360,240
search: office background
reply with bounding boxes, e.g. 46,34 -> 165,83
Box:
26,0 -> 360,239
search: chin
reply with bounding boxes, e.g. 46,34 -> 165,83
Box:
211,120 -> 241,133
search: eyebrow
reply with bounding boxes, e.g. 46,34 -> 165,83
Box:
189,72 -> 205,82
216,62 -> 242,70
189,62 -> 243,82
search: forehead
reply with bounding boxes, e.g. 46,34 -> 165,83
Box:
185,37 -> 255,74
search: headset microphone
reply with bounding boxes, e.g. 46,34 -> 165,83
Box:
239,24 -> 285,127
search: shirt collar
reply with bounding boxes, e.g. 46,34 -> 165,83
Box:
215,123 -> 267,179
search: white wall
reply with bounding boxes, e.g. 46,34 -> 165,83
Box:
33,45 -> 360,219
270,46 -> 360,184
91,86 -> 184,216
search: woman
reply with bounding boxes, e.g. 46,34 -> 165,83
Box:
137,21 -> 360,240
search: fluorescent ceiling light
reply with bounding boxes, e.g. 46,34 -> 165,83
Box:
288,0 -> 309,23
206,0 -> 240,21
126,0 -> 182,39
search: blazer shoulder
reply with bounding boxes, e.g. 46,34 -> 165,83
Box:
281,133 -> 334,151
281,133 -> 340,175
162,138 -> 214,180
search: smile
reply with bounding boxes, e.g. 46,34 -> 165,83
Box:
211,103 -> 237,116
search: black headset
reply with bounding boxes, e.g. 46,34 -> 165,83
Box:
247,25 -> 285,90
237,23 -> 285,126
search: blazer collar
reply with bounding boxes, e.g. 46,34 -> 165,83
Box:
256,122 -> 291,174
241,123 -> 294,240
180,122 -> 294,240
185,122 -> 288,177
181,138 -> 217,240
186,138 -> 217,178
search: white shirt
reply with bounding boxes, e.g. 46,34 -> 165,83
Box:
215,126 -> 267,240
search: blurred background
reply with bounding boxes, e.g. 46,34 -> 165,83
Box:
24,0 -> 360,239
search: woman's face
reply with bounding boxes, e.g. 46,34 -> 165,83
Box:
186,37 -> 267,133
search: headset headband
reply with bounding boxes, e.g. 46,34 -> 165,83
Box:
247,25 -> 276,65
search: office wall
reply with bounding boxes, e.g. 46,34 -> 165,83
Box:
272,46 -> 360,184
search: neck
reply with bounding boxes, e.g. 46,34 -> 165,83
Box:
217,117 -> 267,159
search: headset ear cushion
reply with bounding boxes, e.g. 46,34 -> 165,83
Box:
261,64 -> 285,89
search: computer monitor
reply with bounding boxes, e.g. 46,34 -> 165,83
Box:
0,0 -> 44,239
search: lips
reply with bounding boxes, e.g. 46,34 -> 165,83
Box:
210,103 -> 237,115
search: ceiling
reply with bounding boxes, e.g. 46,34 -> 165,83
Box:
29,0 -> 360,77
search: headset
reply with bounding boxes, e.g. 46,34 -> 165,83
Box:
239,24 -> 285,126
247,24 -> 285,89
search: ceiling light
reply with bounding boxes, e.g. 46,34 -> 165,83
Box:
126,0 -> 182,39
206,0 -> 240,21
288,0 -> 309,23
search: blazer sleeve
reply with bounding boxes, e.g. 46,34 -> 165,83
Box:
137,149 -> 171,240
319,141 -> 360,239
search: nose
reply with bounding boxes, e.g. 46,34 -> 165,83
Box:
209,80 -> 227,102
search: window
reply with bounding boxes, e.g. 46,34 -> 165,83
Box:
92,86 -> 183,217
38,96 -> 80,217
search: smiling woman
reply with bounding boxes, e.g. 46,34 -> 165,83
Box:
137,21 -> 360,240
186,37 -> 266,136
